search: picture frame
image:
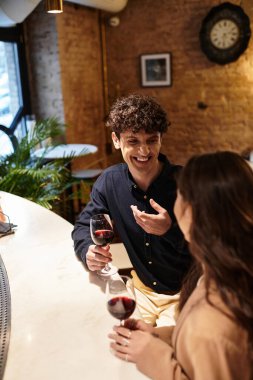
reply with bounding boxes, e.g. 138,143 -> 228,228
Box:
140,53 -> 172,87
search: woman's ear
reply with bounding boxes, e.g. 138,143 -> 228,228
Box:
111,132 -> 121,149
184,204 -> 192,242
185,204 -> 192,221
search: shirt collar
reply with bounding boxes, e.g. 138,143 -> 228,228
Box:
126,153 -> 172,191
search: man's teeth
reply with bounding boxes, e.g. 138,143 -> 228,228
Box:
136,157 -> 149,161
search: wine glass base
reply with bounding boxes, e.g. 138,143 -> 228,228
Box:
98,264 -> 118,277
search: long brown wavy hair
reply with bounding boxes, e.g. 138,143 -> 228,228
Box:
177,151 -> 253,368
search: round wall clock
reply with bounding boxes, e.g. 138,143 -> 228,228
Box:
199,2 -> 251,64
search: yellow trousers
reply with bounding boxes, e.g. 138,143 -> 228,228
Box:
131,270 -> 179,327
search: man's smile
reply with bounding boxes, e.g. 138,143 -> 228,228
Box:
133,156 -> 151,162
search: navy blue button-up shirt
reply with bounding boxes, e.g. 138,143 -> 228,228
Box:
72,154 -> 192,294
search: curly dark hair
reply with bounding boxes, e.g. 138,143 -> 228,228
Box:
177,151 -> 253,370
105,94 -> 169,138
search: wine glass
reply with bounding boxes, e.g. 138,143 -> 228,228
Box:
90,213 -> 118,276
106,275 -> 136,326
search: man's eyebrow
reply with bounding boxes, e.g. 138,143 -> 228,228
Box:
125,134 -> 138,139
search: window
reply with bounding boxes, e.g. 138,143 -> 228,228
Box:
0,25 -> 31,152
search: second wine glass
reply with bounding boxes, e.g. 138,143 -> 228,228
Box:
90,213 -> 118,276
106,275 -> 136,326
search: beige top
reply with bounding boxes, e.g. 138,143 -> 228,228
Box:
139,277 -> 250,380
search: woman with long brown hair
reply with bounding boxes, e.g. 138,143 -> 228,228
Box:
109,151 -> 253,379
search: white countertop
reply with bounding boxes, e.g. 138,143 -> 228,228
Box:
0,191 -> 147,380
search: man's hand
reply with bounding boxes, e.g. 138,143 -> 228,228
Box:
131,198 -> 172,235
86,244 -> 112,271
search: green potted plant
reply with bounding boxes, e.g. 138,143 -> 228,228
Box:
0,117 -> 74,211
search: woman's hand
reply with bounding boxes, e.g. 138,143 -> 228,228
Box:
131,198 -> 172,235
86,244 -> 112,271
108,321 -> 170,379
108,323 -> 156,363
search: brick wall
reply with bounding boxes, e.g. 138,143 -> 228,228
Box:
57,3 -> 106,170
25,2 -> 106,170
25,0 -> 253,168
105,0 -> 253,165
24,3 -> 64,122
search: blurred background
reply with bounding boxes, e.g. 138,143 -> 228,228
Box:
0,0 -> 253,185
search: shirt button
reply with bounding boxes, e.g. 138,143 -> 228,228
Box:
148,261 -> 152,264
144,195 -> 147,199
133,185 -> 137,189
153,281 -> 157,286
145,242 -> 149,246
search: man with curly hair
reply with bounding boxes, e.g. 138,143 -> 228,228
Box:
72,94 -> 192,326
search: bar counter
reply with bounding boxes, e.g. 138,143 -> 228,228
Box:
0,191 -> 147,380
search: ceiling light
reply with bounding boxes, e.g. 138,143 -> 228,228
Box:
46,0 -> 63,14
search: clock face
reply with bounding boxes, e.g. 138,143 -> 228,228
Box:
199,3 -> 251,64
210,19 -> 239,49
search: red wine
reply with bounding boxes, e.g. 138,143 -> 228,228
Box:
107,296 -> 136,320
93,229 -> 114,246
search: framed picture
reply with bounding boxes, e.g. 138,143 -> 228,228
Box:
140,53 -> 172,87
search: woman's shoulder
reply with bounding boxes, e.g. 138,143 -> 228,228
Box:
178,282 -> 247,348
174,285 -> 250,380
